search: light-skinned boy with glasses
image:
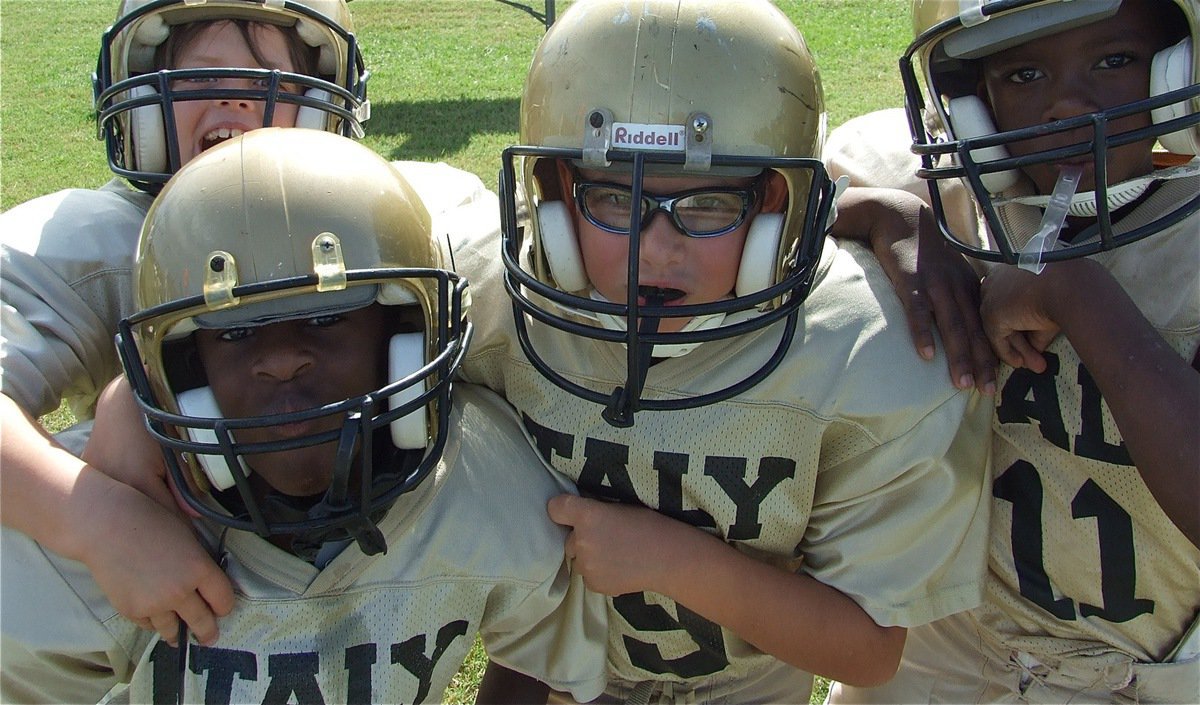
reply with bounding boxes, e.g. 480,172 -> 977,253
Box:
451,1 -> 997,701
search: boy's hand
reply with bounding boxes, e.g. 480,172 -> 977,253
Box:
980,263 -> 1074,373
80,376 -> 235,645
79,479 -> 235,646
547,494 -> 688,596
834,187 -> 996,394
906,220 -> 997,395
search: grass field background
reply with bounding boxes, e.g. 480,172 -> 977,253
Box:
1,1 -> 910,702
1,0 -> 910,209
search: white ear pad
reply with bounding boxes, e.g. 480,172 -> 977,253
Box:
295,19 -> 337,76
296,88 -> 332,131
176,386 -> 243,491
128,15 -> 168,74
536,200 -> 589,292
947,95 -> 1020,193
133,14 -> 170,53
735,213 -> 783,297
129,84 -> 167,173
388,332 -> 429,450
1151,38 -> 1198,156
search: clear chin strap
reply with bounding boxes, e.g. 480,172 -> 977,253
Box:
1018,164 -> 1083,274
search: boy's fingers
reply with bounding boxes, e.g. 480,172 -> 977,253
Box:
546,493 -> 578,526
994,332 -> 1034,371
901,287 -> 937,360
955,289 -> 997,394
1018,334 -> 1051,374
148,612 -> 181,648
177,596 -> 220,646
199,567 -> 237,618
924,276 -> 975,388
966,325 -> 998,394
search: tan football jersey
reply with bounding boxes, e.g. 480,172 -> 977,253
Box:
832,176 -> 1200,704
0,384 -> 608,704
451,224 -> 993,702
982,178 -> 1200,664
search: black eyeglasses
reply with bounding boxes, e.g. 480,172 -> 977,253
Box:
573,179 -> 759,239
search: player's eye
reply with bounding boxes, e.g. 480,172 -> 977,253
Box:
306,314 -> 342,328
173,75 -> 218,86
217,327 -> 254,342
678,192 -> 743,211
1096,53 -> 1134,70
1006,67 -> 1045,84
589,187 -> 634,210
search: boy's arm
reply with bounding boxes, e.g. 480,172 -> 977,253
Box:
548,495 -> 906,687
981,260 -> 1200,547
0,388 -> 235,645
833,186 -> 996,394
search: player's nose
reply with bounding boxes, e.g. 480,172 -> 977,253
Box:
250,331 -> 315,382
637,211 -> 685,266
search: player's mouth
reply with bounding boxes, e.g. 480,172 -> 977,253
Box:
637,285 -> 686,306
200,126 -> 246,153
247,392 -> 340,440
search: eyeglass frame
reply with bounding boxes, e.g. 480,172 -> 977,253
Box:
571,175 -> 763,239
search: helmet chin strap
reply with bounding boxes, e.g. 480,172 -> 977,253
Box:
263,413 -> 388,562
1018,165 -> 1083,274
589,289 -> 727,358
601,292 -> 663,428
999,159 -> 1200,217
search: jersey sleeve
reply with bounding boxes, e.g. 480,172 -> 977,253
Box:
0,185 -> 149,419
480,564 -> 610,702
0,528 -> 146,702
452,385 -> 609,702
803,390 -> 994,628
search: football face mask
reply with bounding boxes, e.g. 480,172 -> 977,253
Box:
902,0 -> 1200,265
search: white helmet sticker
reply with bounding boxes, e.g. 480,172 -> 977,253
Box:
612,122 -> 686,152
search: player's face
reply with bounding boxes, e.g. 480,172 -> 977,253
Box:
980,0 -> 1164,194
194,305 -> 386,498
169,21 -> 303,168
569,168 -> 759,334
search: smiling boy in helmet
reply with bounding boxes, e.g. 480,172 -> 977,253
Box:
826,0 -> 1200,701
3,0 -> 367,424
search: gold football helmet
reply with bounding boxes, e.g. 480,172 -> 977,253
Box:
95,0 -> 369,191
903,0 -> 1199,263
118,128 -> 469,555
500,0 -> 838,426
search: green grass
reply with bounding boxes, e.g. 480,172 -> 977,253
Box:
1,0 -> 908,209
1,1 -> 906,702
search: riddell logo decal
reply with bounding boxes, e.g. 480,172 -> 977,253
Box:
612,122 -> 686,152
